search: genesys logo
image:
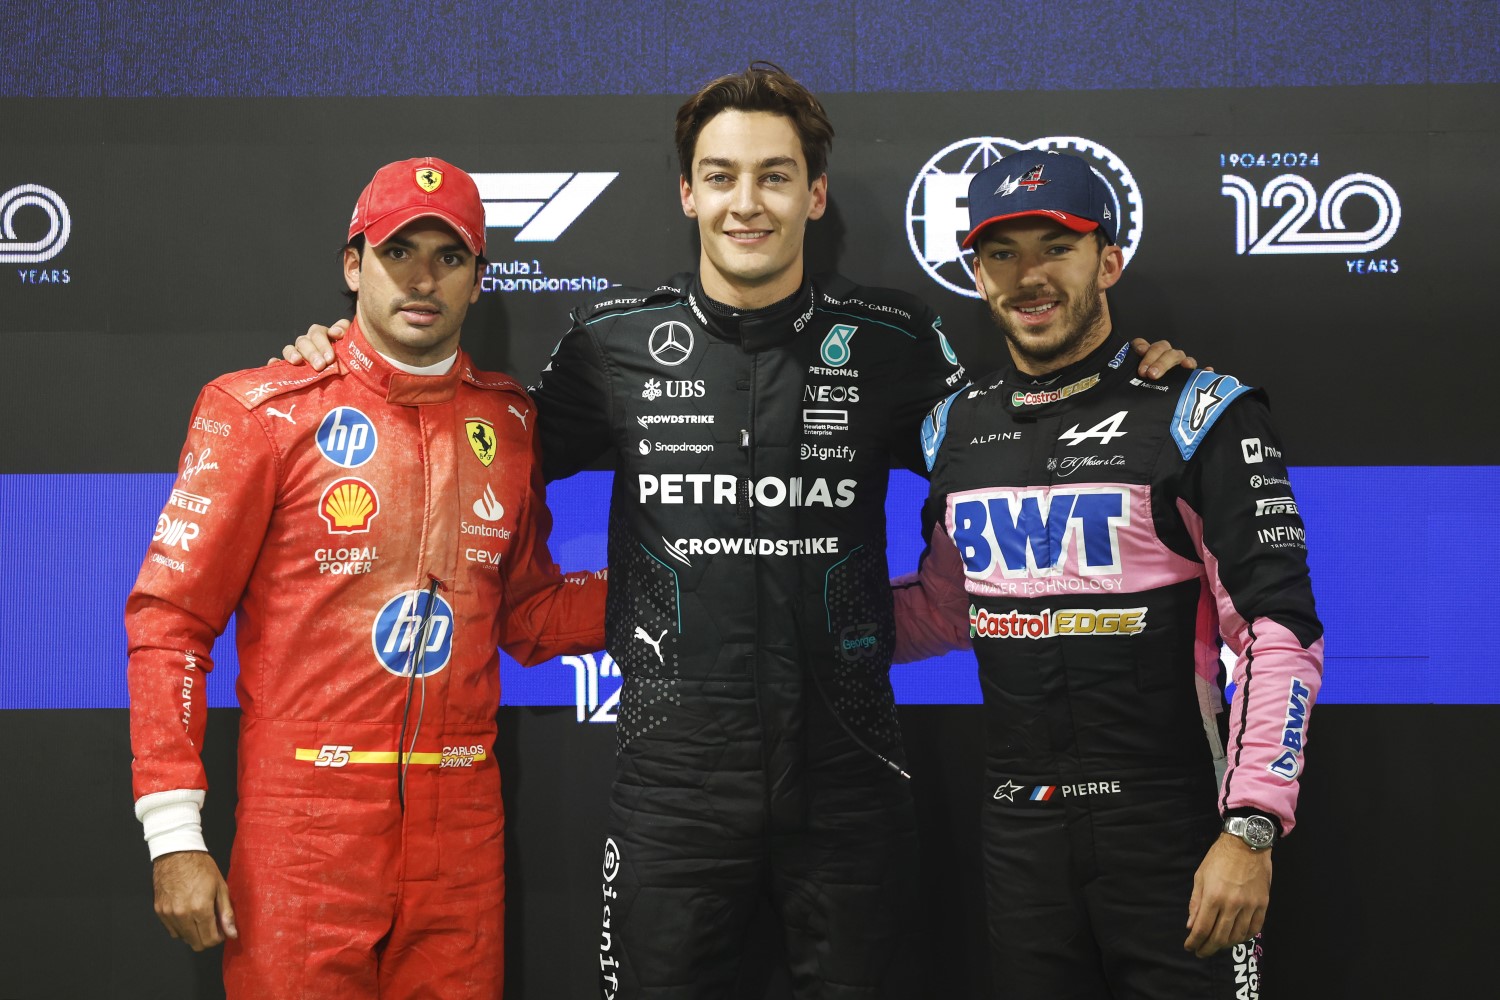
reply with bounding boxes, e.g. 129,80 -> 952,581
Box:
1220,162 -> 1402,273
907,136 -> 1143,299
2,184 -> 72,283
471,171 -> 619,295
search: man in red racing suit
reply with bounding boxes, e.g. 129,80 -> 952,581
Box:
127,157 -> 605,998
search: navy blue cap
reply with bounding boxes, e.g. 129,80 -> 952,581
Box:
962,150 -> 1117,249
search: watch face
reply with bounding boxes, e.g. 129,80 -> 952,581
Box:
1242,815 -> 1276,849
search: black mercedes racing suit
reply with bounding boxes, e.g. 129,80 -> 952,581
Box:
897,336 -> 1323,998
533,273 -> 965,999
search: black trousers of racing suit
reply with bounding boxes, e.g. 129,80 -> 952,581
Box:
983,771 -> 1261,999
599,696 -> 919,1000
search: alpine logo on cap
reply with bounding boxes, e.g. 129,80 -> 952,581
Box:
416,168 -> 443,193
997,164 -> 1050,197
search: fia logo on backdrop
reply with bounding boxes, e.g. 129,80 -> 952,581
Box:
2,183 -> 72,285
906,137 -> 1144,299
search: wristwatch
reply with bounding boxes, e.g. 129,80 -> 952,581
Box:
1223,814 -> 1277,851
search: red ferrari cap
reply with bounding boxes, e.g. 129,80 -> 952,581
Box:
348,156 -> 485,256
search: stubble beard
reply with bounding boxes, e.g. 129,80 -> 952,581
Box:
993,272 -> 1106,373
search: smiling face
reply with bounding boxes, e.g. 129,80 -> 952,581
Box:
343,218 -> 482,366
971,218 -> 1124,376
680,109 -> 827,310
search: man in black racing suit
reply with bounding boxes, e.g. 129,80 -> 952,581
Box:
276,71 -> 1191,1000
532,64 -> 965,998
894,149 -> 1324,998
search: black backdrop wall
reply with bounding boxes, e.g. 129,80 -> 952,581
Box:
2,3 -> 1498,997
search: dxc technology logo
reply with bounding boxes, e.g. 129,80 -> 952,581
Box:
472,172 -> 617,242
0,183 -> 71,263
906,137 -> 1143,299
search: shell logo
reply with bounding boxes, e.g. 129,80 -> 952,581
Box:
320,478 -> 379,533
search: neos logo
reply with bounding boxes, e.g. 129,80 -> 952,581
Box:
951,487 -> 1128,579
1220,173 -> 1401,255
471,172 -> 617,242
0,184 -> 71,263
906,137 -> 1143,298
372,589 -> 454,677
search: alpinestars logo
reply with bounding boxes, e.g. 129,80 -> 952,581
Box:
906,136 -> 1143,298
0,183 -> 71,263
471,172 -> 617,242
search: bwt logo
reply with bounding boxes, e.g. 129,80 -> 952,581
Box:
563,651 -> 620,724
0,183 -> 71,263
471,172 -> 617,242
906,137 -> 1143,299
1221,172 -> 1401,255
951,487 -> 1128,579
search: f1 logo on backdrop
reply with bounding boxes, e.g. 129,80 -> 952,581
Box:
0,183 -> 71,263
471,172 -> 618,242
906,137 -> 1143,299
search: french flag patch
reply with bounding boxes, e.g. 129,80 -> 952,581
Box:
1030,785 -> 1056,801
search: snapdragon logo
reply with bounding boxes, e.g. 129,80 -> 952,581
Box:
471,172 -> 617,242
0,183 -> 71,263
906,137 -> 1143,298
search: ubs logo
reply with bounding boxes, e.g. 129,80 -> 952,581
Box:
906,137 -> 1143,298
648,321 -> 694,366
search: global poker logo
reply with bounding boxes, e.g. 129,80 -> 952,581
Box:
906,137 -> 1144,299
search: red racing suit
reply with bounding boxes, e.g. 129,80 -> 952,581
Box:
127,322 -> 605,999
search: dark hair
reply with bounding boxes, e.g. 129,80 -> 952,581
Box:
340,233 -> 487,312
675,61 -> 834,186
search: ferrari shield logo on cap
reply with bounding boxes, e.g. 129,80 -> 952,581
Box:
415,167 -> 444,193
466,418 -> 496,466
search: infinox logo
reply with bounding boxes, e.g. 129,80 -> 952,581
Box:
906,137 -> 1142,299
0,183 -> 71,263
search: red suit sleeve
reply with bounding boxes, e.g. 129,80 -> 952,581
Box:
891,525 -> 972,663
126,384 -> 277,799
495,410 -> 606,666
